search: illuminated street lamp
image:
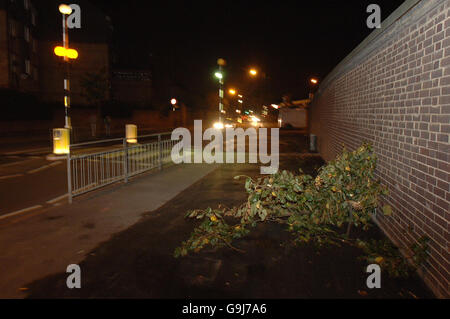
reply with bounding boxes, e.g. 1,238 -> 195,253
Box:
170,98 -> 177,111
58,4 -> 72,15
309,77 -> 319,99
228,88 -> 236,95
249,68 -> 257,76
58,3 -> 73,129
54,46 -> 78,59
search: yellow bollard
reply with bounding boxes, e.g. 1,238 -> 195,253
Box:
126,124 -> 137,143
53,128 -> 70,154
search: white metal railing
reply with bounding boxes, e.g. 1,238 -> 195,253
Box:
67,132 -> 179,203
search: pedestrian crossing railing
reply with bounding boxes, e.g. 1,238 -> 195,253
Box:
67,132 -> 179,203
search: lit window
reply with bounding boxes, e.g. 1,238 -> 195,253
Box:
24,27 -> 30,42
9,20 -> 16,37
11,55 -> 17,73
25,60 -> 31,75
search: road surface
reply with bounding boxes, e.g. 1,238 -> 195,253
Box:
0,128 -> 307,219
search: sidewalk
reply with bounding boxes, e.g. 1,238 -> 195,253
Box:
0,162 -> 220,298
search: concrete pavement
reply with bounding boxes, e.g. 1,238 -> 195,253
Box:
0,162 -> 220,298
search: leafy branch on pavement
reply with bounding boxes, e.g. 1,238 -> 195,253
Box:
174,143 -> 429,278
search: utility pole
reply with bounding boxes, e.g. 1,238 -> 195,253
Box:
59,4 -> 72,129
217,58 -> 226,123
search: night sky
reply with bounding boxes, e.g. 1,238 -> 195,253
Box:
89,0 -> 405,108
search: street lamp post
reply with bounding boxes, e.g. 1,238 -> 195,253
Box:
216,58 -> 226,123
248,67 -> 271,114
228,88 -> 236,113
59,4 -> 72,129
309,77 -> 319,99
170,98 -> 177,111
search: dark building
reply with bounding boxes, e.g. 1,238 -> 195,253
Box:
37,0 -> 113,106
0,0 -> 40,93
111,70 -> 152,107
0,0 -> 114,107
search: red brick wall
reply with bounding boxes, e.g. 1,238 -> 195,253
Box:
310,0 -> 449,298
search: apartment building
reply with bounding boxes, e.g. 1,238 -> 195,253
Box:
0,0 -> 39,93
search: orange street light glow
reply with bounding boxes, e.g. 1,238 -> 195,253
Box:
249,69 -> 257,76
59,4 -> 73,15
66,49 -> 78,59
54,46 -> 66,57
229,89 -> 236,95
54,46 -> 78,59
310,78 -> 318,84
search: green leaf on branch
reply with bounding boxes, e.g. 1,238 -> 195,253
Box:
173,143 -> 429,279
382,205 -> 392,216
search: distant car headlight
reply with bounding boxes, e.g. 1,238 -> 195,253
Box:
224,124 -> 234,128
213,122 -> 224,129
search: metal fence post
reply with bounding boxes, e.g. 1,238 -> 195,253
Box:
158,134 -> 162,170
67,153 -> 72,204
123,138 -> 129,183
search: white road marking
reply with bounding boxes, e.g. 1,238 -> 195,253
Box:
27,161 -> 62,174
29,149 -> 51,155
0,205 -> 43,221
0,157 -> 37,168
4,147 -> 50,155
46,193 -> 68,204
0,173 -> 25,180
